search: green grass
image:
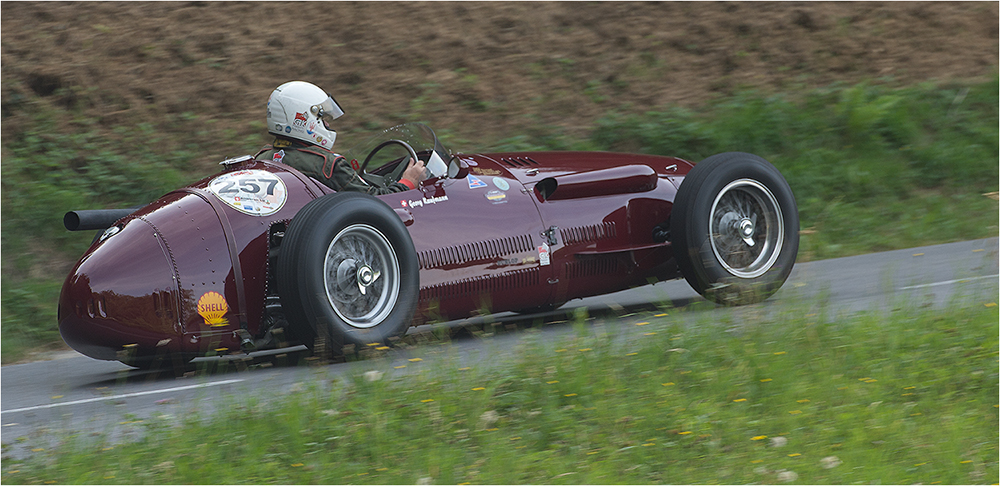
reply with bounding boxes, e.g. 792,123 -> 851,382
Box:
2,298 -> 997,484
496,78 -> 1000,260
1,78 -> 997,363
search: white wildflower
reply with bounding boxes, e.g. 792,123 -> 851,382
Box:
777,470 -> 798,482
478,410 -> 499,429
821,456 -> 842,469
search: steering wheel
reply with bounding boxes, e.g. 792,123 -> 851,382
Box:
361,140 -> 420,185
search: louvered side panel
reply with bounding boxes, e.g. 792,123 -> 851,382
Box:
499,156 -> 541,167
565,256 -> 622,280
416,234 -> 535,270
560,222 -> 617,245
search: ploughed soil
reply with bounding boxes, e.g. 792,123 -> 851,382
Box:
2,2 -> 996,163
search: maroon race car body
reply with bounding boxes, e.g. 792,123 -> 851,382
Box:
59,123 -> 798,367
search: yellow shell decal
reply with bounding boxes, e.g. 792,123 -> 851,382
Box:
197,291 -> 229,327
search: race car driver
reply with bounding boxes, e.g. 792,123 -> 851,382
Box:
256,81 -> 426,194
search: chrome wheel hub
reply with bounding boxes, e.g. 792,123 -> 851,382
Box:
323,224 -> 399,328
709,179 -> 784,279
738,217 -> 756,246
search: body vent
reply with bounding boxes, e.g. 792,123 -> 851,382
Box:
565,256 -> 621,279
499,156 -> 541,167
560,222 -> 617,245
418,234 -> 534,269
419,268 -> 539,302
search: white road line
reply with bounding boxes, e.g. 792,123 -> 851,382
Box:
0,379 -> 245,415
900,274 -> 999,290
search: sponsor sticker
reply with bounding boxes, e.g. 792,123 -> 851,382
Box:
471,167 -> 502,176
492,177 -> 510,191
485,190 -> 507,204
467,174 -> 487,189
208,169 -> 288,216
197,291 -> 229,327
293,112 -> 308,131
272,149 -> 285,164
538,243 -> 551,266
285,125 -> 291,133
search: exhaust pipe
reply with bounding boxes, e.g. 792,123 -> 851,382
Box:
64,209 -> 137,231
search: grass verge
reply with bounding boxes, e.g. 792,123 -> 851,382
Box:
2,298 -> 996,484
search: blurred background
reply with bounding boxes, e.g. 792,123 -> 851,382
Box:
2,2 -> 997,361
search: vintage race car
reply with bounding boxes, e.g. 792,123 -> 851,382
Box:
59,123 -> 798,367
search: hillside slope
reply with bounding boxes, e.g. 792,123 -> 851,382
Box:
2,1 -> 996,160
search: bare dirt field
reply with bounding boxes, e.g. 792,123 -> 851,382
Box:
2,2 -> 996,160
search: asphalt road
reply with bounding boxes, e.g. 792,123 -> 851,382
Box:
2,238 -> 996,457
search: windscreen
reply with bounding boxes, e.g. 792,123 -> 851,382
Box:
343,123 -> 452,179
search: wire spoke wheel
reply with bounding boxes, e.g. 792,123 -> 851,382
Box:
324,224 -> 400,328
276,192 -> 418,356
709,179 -> 784,278
671,152 -> 798,306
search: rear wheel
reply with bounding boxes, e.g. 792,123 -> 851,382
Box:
671,152 -> 798,305
276,193 -> 419,357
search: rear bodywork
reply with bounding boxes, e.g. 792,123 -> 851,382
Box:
59,151 -> 693,362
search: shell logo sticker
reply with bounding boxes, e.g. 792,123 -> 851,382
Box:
208,169 -> 287,216
197,291 -> 229,327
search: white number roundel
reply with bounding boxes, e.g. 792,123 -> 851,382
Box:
208,170 -> 287,216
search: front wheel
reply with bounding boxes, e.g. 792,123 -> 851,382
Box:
671,152 -> 798,305
276,192 -> 419,357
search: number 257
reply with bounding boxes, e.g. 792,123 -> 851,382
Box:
216,178 -> 279,196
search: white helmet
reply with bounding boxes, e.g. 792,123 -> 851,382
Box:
266,81 -> 344,149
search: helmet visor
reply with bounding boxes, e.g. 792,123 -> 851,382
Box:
316,95 -> 345,125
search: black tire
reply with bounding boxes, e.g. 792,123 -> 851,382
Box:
671,152 -> 798,305
276,192 -> 419,357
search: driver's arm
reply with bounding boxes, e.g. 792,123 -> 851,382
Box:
399,157 -> 428,188
329,156 -> 424,195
